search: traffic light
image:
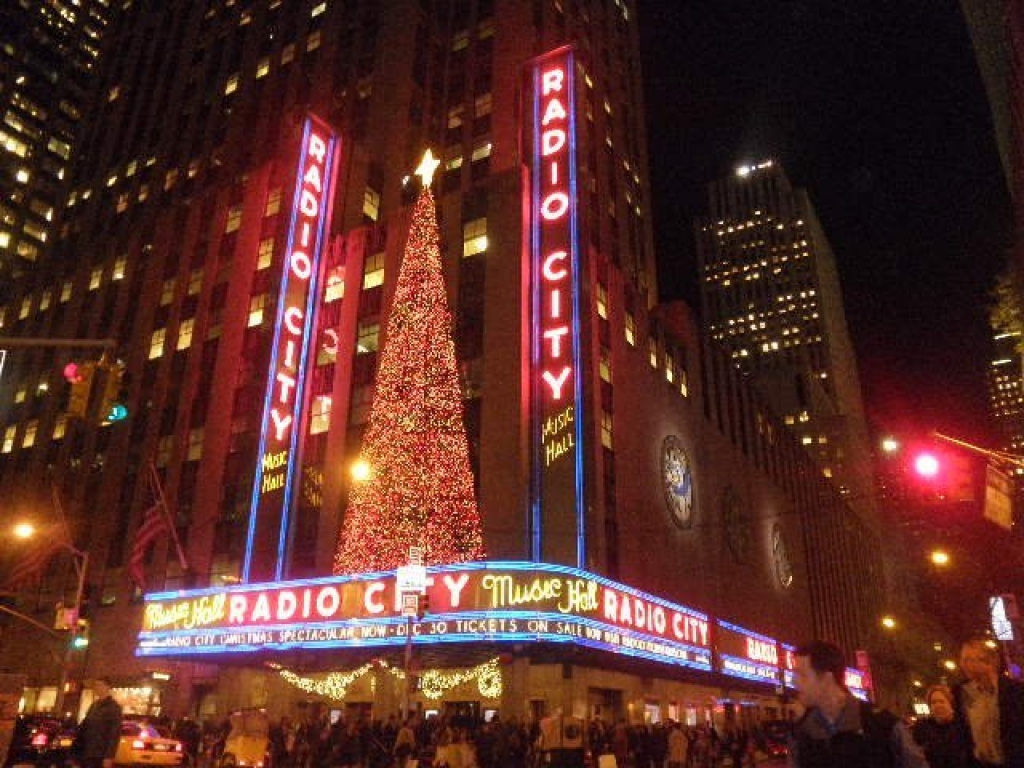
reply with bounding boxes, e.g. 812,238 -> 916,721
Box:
66,361 -> 96,419
911,449 -> 974,502
71,618 -> 89,649
418,593 -> 430,617
97,361 -> 128,423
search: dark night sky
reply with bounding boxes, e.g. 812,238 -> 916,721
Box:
639,0 -> 1014,447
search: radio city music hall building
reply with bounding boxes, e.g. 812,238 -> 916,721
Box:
0,1 -> 885,723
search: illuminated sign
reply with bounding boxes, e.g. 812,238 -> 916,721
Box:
138,561 -> 712,671
990,595 -> 1015,641
845,668 -> 870,701
526,46 -> 585,566
244,115 -> 340,582
715,620 -> 780,685
781,643 -> 796,689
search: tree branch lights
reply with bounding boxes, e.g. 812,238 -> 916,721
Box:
334,186 -> 486,573
269,658 -> 502,702
420,657 -> 502,700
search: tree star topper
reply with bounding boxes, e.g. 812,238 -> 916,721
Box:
415,148 -> 441,188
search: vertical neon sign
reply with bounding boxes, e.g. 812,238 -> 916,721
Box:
243,115 -> 340,583
526,47 -> 585,567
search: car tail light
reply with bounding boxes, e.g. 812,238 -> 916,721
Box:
133,740 -> 146,750
31,733 -> 49,747
175,743 -> 183,752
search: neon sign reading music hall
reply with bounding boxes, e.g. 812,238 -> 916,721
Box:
244,115 -> 340,583
527,46 -> 585,566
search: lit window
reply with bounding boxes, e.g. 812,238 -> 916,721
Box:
357,320 -> 379,354
596,283 -> 608,319
248,294 -> 267,327
310,395 -> 332,434
624,312 -> 636,346
474,93 -> 492,117
165,169 -> 178,190
89,266 -> 103,290
187,269 -> 203,296
160,279 -> 175,306
452,29 -> 469,51
113,255 -> 127,280
363,251 -> 384,289
665,353 -> 675,384
15,169 -> 29,184
649,339 -> 658,368
39,289 -> 51,310
599,348 -> 612,383
363,187 -> 380,221
177,318 -> 194,351
471,142 -> 492,162
462,218 -> 487,257
679,369 -> 689,397
149,328 -> 166,359
14,387 -> 26,404
281,44 -> 295,64
225,74 -> 239,95
446,154 -> 463,171
18,297 -> 30,319
2,425 -> 14,453
225,205 -> 243,233
265,187 -> 282,217
601,411 -> 613,449
307,30 -> 321,51
324,266 -> 345,302
447,105 -> 464,129
0,231 -> 9,249
256,57 -> 270,79
187,428 -> 204,462
108,85 -> 120,102
256,238 -> 275,270
60,281 -> 72,303
22,420 -> 37,448
53,415 -> 66,440
311,1 -> 326,17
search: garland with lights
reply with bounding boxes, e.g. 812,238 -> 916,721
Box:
269,657 -> 502,701
334,166 -> 486,573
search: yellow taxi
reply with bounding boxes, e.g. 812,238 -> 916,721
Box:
114,722 -> 186,767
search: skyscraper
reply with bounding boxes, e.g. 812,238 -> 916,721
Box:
696,160 -> 874,507
0,2 -> 887,717
0,1 -> 111,299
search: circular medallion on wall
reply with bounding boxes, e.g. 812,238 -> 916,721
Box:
661,435 -> 694,529
772,522 -> 794,588
723,486 -> 751,564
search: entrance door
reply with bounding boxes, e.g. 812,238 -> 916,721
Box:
587,688 -> 623,723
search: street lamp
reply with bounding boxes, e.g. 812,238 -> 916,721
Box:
881,615 -> 898,630
929,549 -> 950,567
11,522 -> 89,716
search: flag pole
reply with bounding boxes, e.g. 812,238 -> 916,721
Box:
148,462 -> 189,571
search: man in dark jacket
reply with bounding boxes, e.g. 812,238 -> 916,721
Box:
75,677 -> 123,768
788,640 -> 898,768
953,637 -> 1024,768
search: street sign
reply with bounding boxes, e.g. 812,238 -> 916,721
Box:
397,564 -> 427,594
984,463 -> 1014,530
401,593 -> 419,617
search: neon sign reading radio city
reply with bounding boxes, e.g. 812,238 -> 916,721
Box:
244,115 -> 340,582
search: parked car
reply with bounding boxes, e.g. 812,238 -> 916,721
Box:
113,722 -> 185,767
218,709 -> 270,768
4,715 -> 76,768
761,719 -> 793,759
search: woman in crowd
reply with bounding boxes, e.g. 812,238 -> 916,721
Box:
911,685 -> 970,768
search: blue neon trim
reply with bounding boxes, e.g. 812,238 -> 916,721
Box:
565,49 -> 586,569
716,618 -> 778,646
275,132 -> 337,580
243,119 -> 315,583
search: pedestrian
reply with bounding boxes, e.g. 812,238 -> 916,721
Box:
953,637 -> 1024,768
788,640 -> 899,767
395,717 -> 416,768
74,677 -> 123,768
908,685 -> 970,768
667,722 -> 688,768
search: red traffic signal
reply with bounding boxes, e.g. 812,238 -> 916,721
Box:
913,452 -> 940,478
910,449 -> 974,502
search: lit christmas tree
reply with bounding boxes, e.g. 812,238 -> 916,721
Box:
334,150 -> 486,573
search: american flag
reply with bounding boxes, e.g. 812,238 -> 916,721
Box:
127,504 -> 170,592
3,540 -> 63,591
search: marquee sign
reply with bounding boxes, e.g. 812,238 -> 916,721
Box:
244,115 -> 340,582
525,47 -> 586,566
715,620 -> 780,685
138,562 -> 712,672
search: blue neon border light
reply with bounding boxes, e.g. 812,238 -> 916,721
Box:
527,47 -> 586,567
243,118 -> 338,583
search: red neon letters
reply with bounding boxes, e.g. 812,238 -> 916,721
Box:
537,64 -> 573,402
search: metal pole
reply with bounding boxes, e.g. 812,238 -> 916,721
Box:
55,550 -> 87,716
403,615 -> 413,719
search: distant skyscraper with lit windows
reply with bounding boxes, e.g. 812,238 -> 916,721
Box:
988,331 -> 1024,453
0,1 -> 110,299
695,160 -> 874,507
